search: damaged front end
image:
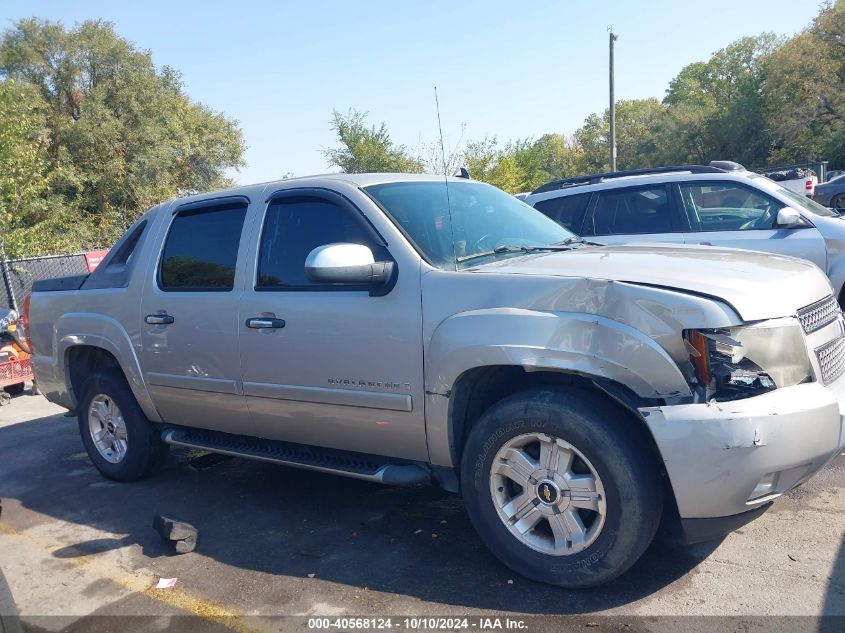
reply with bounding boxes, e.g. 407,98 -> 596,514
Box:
683,319 -> 811,402
642,308 -> 845,542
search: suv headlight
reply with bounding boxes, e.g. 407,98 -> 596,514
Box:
684,321 -> 811,400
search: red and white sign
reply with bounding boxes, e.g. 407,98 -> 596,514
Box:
84,250 -> 110,272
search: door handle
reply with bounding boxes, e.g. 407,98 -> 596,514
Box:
246,317 -> 285,329
145,314 -> 174,325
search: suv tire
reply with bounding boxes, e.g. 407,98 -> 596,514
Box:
461,387 -> 663,588
78,369 -> 168,481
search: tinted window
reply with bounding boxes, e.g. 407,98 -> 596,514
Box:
257,197 -> 388,289
590,186 -> 675,235
533,193 -> 591,232
160,206 -> 246,290
365,181 -> 573,268
681,182 -> 779,231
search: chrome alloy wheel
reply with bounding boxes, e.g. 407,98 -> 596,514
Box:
489,432 -> 607,556
87,394 -> 128,464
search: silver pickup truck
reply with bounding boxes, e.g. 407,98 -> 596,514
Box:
25,174 -> 845,588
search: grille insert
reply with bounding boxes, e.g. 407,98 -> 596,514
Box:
798,295 -> 840,334
816,335 -> 845,385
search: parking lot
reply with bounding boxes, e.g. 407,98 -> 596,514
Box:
1,393 -> 843,631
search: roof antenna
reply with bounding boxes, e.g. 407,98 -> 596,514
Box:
435,86 -> 458,271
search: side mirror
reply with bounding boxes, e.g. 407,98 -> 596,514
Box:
305,243 -> 394,286
776,207 -> 803,227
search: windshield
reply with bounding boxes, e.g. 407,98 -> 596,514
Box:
364,180 -> 575,268
750,174 -> 838,217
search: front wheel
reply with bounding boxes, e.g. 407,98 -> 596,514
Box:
461,388 -> 663,588
78,369 -> 168,481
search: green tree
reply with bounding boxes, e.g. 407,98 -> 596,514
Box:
664,34 -> 780,166
323,109 -> 424,174
0,18 -> 245,256
0,79 -> 51,238
765,0 -> 845,165
574,98 -> 668,172
460,134 -> 581,193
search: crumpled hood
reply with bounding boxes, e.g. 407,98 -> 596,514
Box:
475,243 -> 833,322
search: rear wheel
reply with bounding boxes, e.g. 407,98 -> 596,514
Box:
78,369 -> 168,481
461,387 -> 663,588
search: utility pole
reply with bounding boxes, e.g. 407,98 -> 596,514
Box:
609,28 -> 618,171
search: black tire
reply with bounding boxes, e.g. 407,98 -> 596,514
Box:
78,369 -> 168,481
831,194 -> 845,210
4,383 -> 25,395
460,387 -> 663,588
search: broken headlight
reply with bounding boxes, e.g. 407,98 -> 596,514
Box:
684,322 -> 811,400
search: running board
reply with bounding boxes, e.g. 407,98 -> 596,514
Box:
161,427 -> 432,487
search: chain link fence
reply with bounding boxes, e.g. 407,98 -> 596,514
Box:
0,252 -> 92,311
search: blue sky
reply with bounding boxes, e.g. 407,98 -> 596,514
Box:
3,1 -> 812,184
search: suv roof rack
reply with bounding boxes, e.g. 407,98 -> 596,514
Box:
531,164 -> 729,195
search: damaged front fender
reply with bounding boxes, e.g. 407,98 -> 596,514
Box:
426,308 -> 692,399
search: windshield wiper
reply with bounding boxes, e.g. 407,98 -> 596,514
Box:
456,244 -> 576,264
555,236 -> 606,247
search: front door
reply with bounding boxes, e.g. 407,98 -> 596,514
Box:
678,181 -> 828,269
237,190 -> 427,461
139,198 -> 250,431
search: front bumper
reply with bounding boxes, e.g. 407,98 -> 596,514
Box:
640,377 -> 845,528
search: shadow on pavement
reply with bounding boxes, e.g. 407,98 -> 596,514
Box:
821,534 -> 845,631
0,412 -> 718,614
0,569 -> 24,633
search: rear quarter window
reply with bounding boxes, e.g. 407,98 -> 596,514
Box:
533,193 -> 591,232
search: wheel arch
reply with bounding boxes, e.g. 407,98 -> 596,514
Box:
423,308 -> 691,469
445,366 -> 665,474
56,315 -> 160,422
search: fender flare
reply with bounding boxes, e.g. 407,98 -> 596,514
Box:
426,308 -> 690,398
53,312 -> 161,422
424,308 -> 691,467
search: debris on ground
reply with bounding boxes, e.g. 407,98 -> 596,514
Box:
153,514 -> 198,554
155,578 -> 178,590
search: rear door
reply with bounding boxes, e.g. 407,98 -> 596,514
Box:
139,197 -> 250,431
581,184 -> 688,245
678,181 -> 827,269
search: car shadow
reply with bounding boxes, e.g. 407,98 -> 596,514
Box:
821,531 -> 845,632
0,412 -> 718,614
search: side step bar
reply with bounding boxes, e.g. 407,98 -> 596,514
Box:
161,427 -> 432,487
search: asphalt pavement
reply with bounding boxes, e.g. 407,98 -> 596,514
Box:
0,393 -> 843,632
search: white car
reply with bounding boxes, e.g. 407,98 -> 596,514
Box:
524,161 -> 845,306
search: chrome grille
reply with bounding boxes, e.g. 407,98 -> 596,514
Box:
797,295 -> 840,334
816,335 -> 845,384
